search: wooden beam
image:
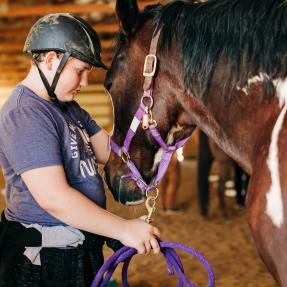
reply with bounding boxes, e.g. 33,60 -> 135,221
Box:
0,39 -> 114,53
0,54 -> 28,61
0,78 -> 105,86
0,0 -> 8,11
0,1 -> 157,18
0,66 -> 29,72
0,23 -> 119,37
0,67 -> 108,83
0,51 -> 113,64
93,23 -> 119,34
0,59 -> 30,67
0,3 -> 115,17
0,80 -> 19,86
0,43 -> 23,53
0,71 -> 27,79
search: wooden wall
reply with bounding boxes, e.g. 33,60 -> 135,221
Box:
0,84 -> 113,130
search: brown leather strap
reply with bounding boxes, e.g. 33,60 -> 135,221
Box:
143,29 -> 161,91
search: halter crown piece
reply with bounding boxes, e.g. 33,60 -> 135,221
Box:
97,30 -> 215,287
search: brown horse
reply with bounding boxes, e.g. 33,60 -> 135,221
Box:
104,0 -> 287,285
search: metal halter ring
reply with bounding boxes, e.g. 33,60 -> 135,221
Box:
145,187 -> 159,199
120,149 -> 130,163
141,94 -> 154,110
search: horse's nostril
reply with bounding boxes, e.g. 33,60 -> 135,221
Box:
118,177 -> 145,205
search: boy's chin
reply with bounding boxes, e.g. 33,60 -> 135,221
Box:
59,94 -> 75,102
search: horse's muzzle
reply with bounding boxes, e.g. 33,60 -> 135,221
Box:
104,166 -> 145,205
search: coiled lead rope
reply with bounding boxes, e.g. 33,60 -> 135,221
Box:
91,240 -> 215,287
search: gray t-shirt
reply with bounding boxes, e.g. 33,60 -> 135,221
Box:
0,84 -> 106,226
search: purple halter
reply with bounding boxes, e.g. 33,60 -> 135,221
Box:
110,93 -> 190,192
110,29 -> 190,221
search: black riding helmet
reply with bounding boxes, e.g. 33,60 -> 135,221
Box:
23,13 -> 107,108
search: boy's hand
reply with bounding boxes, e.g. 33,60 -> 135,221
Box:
119,218 -> 161,255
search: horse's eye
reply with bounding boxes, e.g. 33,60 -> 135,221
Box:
116,52 -> 125,62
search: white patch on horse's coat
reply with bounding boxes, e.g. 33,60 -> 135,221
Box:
236,73 -> 266,95
247,74 -> 265,85
130,117 -> 141,133
236,73 -> 287,106
273,78 -> 287,107
152,148 -> 164,172
235,85 -> 248,95
167,125 -> 184,144
266,105 -> 287,228
151,125 -> 184,172
241,87 -> 248,95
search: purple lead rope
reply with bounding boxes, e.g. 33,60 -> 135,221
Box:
91,240 -> 215,287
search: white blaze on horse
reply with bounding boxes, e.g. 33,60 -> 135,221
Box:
104,0 -> 287,285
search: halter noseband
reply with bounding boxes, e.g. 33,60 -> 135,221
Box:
110,29 -> 190,222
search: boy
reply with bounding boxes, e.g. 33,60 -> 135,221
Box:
0,13 -> 160,287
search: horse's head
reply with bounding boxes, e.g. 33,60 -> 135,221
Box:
104,0 -> 195,205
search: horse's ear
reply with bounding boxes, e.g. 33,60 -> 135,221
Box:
116,0 -> 140,35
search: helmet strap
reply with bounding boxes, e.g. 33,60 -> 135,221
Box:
51,51 -> 70,92
35,51 -> 70,110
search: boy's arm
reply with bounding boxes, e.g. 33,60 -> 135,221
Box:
21,165 -> 160,254
90,129 -> 111,165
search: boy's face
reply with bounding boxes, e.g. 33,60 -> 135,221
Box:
54,57 -> 92,102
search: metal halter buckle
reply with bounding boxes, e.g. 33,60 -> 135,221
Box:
121,149 -> 130,163
143,54 -> 157,77
145,195 -> 157,223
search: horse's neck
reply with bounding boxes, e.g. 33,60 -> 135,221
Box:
187,88 -> 281,175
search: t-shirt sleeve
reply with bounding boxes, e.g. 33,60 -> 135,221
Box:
1,106 -> 62,175
76,104 -> 102,137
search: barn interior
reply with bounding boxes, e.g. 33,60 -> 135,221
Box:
0,1 -> 277,286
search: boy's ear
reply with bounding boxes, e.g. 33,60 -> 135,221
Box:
45,51 -> 58,70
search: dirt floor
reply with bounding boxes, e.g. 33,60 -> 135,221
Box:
0,159 -> 278,287
102,160 -> 277,287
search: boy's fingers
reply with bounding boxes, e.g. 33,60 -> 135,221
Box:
137,243 -> 146,255
150,237 -> 160,254
152,226 -> 161,238
139,215 -> 147,221
144,242 -> 151,255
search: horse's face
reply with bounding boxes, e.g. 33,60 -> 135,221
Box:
104,0 -> 194,205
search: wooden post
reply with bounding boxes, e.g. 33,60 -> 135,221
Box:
0,0 -> 8,13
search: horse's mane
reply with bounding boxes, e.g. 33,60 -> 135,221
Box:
142,0 -> 287,98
